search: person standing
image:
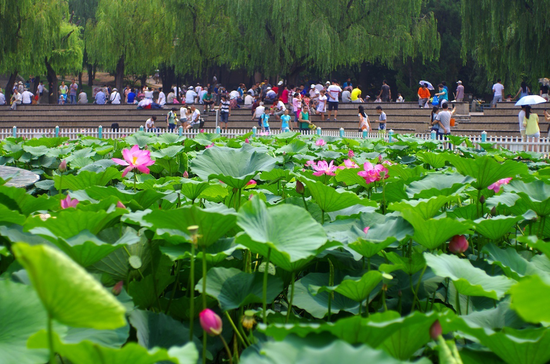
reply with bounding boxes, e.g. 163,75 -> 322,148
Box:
357,105 -> 370,132
540,81 -> 549,101
252,101 -> 266,128
157,87 -> 166,107
378,80 -> 391,102
518,105 -> 526,140
375,105 -> 387,133
219,94 -> 231,131
316,89 -> 327,121
491,79 -> 504,108
59,81 -> 68,103
417,83 -> 431,108
326,80 -> 342,121
37,81 -> 45,104
166,108 -> 178,132
69,79 -> 78,104
455,81 -> 464,102
513,82 -> 530,101
280,109 -> 293,132
435,103 -> 456,137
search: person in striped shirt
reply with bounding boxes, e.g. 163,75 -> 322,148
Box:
219,94 -> 231,131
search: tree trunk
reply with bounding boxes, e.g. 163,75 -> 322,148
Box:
287,66 -> 305,86
78,72 -> 83,89
87,64 -> 94,87
159,64 -> 176,95
92,64 -> 97,84
114,56 -> 125,92
140,75 -> 147,88
32,76 -> 40,94
45,58 -> 58,104
5,72 -> 18,100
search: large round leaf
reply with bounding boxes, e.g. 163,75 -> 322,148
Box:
505,180 -> 550,216
236,198 -> 328,271
190,145 -> 277,188
424,252 -> 515,299
197,267 -> 283,311
302,178 -> 376,213
509,275 -> 550,324
12,243 -> 126,330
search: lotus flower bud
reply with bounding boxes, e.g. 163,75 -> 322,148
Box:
479,195 -> 486,204
246,180 -> 257,187
245,138 -> 250,144
348,150 -> 355,158
378,154 -> 383,163
363,227 -> 370,234
429,320 -> 442,340
449,235 -> 469,254
241,310 -> 257,330
112,281 -> 123,296
116,201 -> 126,209
200,308 -> 223,336
296,180 -> 305,194
491,207 -> 497,216
59,159 -> 67,172
183,171 -> 189,178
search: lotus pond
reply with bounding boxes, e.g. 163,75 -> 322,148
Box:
1,131 -> 550,364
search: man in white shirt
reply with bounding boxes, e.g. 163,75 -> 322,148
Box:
37,82 -> 45,104
0,89 -> 6,105
186,86 -> 197,104
110,88 -> 121,104
491,79 -> 504,108
184,105 -> 201,130
252,102 -> 266,128
195,84 -> 203,96
157,87 -> 166,106
78,90 -> 88,104
244,93 -> 254,106
326,80 -> 342,121
273,98 -> 286,120
341,88 -> 351,103
21,89 -> 34,104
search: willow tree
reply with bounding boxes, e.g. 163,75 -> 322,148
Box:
220,0 -> 440,82
87,0 -> 174,91
462,0 -> 550,90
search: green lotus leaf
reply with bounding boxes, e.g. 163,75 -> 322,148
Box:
335,167 -> 370,188
197,267 -> 283,311
144,205 -> 237,247
190,145 -> 277,188
310,271 -> 383,303
81,186 -> 167,209
474,215 -> 522,240
149,145 -> 184,159
416,151 -> 447,169
240,336 -> 415,364
509,275 -> 550,324
425,252 -> 515,299
0,280 -> 50,364
505,180 -> 550,216
12,243 -> 126,330
28,330 -> 198,364
235,197 -> 328,271
406,173 -> 472,199
179,179 -> 211,201
446,154 -> 529,190
401,210 -> 472,250
440,311 -> 550,364
482,243 -> 544,280
389,195 -> 456,219
128,310 -> 195,349
54,167 -> 122,190
302,178 -> 375,213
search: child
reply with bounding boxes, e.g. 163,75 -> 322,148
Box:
261,109 -> 270,132
292,92 -> 302,129
375,105 -> 387,133
280,109 -> 292,132
396,93 -> 404,102
316,89 -> 327,121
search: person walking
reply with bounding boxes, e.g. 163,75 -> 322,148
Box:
357,105 -> 370,132
219,94 -> 231,131
166,107 -> 178,132
375,105 -> 387,133
513,82 -> 530,101
523,105 -> 540,151
491,79 -> 504,108
454,81 -> 464,102
326,80 -> 341,121
378,80 -> 391,102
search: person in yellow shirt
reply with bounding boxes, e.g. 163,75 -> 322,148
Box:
351,86 -> 364,103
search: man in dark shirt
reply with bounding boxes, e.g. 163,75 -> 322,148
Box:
378,80 -> 391,102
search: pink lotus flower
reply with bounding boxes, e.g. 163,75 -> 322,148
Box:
305,160 -> 315,167
205,143 -> 215,149
348,150 -> 355,158
378,155 -> 383,163
112,145 -> 155,177
357,162 -> 388,184
488,178 -> 512,193
312,160 -> 338,176
200,309 -> 223,336
183,171 -> 189,178
246,180 -> 257,187
200,129 -> 205,133
339,159 -> 359,169
315,139 -> 326,146
245,138 -> 250,144
112,281 -> 123,296
61,195 -> 79,209
430,320 -> 442,340
363,227 -> 370,234
449,235 -> 469,254
116,201 -> 126,209
59,159 -> 67,172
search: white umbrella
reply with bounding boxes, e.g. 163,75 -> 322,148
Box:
419,80 -> 434,90
315,84 -> 324,91
515,95 -> 547,106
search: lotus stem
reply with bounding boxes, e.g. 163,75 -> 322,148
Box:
286,271 -> 296,323
301,194 -> 309,211
411,265 -> 427,313
456,292 -> 462,315
327,258 -> 334,321
224,311 -> 248,348
133,172 -> 137,192
166,260 -> 182,315
219,335 -> 233,364
189,244 -> 195,340
202,245 -> 207,309
262,248 -> 271,323
47,314 -> 55,364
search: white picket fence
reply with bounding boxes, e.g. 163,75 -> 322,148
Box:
0,126 -> 548,154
